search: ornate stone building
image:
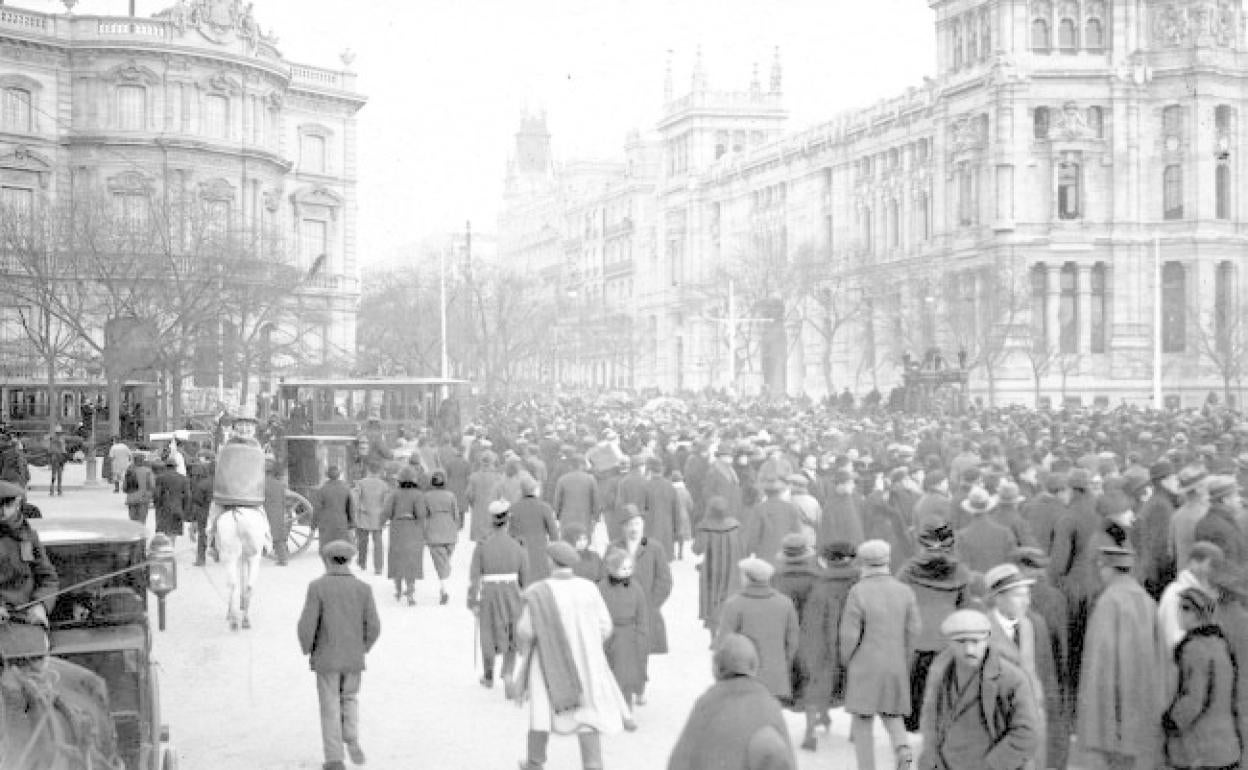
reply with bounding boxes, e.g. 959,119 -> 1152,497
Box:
501,0 -> 1248,407
0,0 -> 365,399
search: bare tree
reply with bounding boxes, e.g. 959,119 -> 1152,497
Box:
939,263 -> 1031,407
356,264 -> 443,376
1190,302 -> 1248,407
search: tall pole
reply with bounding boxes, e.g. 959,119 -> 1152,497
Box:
726,280 -> 736,391
440,245 -> 448,379
1153,233 -> 1163,408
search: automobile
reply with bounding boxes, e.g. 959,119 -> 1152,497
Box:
32,517 -> 178,770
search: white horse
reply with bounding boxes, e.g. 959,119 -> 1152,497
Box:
214,504 -> 269,631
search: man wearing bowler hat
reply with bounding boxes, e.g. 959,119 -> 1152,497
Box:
917,609 -> 1039,770
297,540 -> 381,770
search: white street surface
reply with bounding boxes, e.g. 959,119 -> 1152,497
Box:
27,463 -> 1095,770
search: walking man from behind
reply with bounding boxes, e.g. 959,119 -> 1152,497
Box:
297,540 -> 381,770
354,464 -> 389,575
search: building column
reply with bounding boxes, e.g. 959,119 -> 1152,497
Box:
1078,263 -> 1093,354
1046,264 -> 1062,353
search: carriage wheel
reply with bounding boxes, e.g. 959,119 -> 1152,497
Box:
275,490 -> 315,558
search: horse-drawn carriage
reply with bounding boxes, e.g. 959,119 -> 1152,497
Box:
30,517 -> 177,770
276,434 -> 368,558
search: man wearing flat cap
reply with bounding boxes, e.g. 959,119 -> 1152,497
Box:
917,609 -> 1039,770
667,633 -> 797,770
511,540 -> 629,770
1077,547 -> 1166,770
297,540 -> 381,770
717,556 -> 800,703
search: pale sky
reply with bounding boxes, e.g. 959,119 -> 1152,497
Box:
20,0 -> 936,264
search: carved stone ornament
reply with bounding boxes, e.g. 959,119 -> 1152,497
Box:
107,60 -> 160,85
0,146 -> 52,188
290,185 -> 342,220
156,0 -> 267,48
1153,2 -> 1238,48
262,189 -> 280,212
1050,102 -> 1095,141
205,71 -> 241,94
950,114 -> 985,154
265,91 -> 283,110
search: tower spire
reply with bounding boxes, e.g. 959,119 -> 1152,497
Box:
692,45 -> 707,93
769,46 -> 782,94
750,61 -> 761,94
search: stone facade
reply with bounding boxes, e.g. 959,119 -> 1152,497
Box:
0,0 -> 365,391
500,0 -> 1248,407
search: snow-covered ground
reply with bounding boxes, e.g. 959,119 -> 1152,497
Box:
30,464 -> 1092,769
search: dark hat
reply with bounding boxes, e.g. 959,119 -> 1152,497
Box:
619,504 -> 644,524
983,563 -> 1035,597
326,465 -> 341,480
821,541 -> 857,565
1178,586 -> 1217,619
1010,546 -> 1051,569
321,539 -> 357,561
603,547 -> 632,577
1098,545 -> 1135,569
429,470 -> 446,487
780,533 -> 813,561
547,541 -> 580,567
713,633 -> 759,679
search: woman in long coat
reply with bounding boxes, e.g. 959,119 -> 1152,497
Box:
770,534 -> 821,710
615,508 -> 672,703
839,539 -> 920,770
691,496 -> 743,640
801,542 -> 858,751
599,548 -> 649,724
382,465 -> 426,604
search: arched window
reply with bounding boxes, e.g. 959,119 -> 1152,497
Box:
1162,262 -> 1186,353
1059,18 -> 1078,51
1164,165 -> 1183,220
1032,18 -> 1051,51
1088,106 -> 1104,138
1085,17 -> 1104,50
1034,106 -> 1051,139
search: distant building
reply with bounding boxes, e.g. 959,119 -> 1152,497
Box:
500,2 -> 1248,407
0,0 -> 366,412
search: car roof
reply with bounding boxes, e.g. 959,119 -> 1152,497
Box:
31,517 -> 148,546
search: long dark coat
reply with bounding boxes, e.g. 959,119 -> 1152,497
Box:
839,570 -> 921,716
743,498 -> 804,566
1164,625 -> 1241,769
955,514 -> 1018,574
771,557 -> 821,707
1020,493 -> 1067,555
1194,501 -> 1247,565
312,478 -> 355,546
1137,489 -> 1180,599
609,471 -> 650,542
864,491 -> 915,566
467,529 -> 527,656
717,585 -> 800,701
818,491 -> 864,551
1076,574 -> 1166,763
802,565 -> 858,710
616,537 -> 672,654
666,675 -> 796,770
509,495 -> 559,584
692,517 -> 743,630
644,475 -> 681,559
598,577 -> 649,698
153,468 -> 189,537
553,469 -> 599,531
701,462 -> 743,521
381,486 -> 426,582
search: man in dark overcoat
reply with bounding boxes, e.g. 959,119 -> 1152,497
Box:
312,466 -> 356,549
1020,471 -> 1068,555
153,458 -> 189,546
1136,461 -> 1180,599
702,446 -> 743,522
743,478 -> 804,567
955,488 -> 1018,574
467,499 -> 528,689
1046,468 -> 1100,698
643,458 -> 681,559
917,609 -> 1039,770
263,457 -> 289,566
552,454 -> 598,533
716,556 -> 800,702
510,477 -> 559,584
297,540 -> 381,770
609,457 -> 648,543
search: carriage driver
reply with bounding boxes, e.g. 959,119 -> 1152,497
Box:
0,480 -> 58,640
206,405 -> 273,551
